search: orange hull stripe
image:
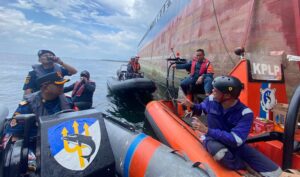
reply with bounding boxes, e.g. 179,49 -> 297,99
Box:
129,137 -> 161,177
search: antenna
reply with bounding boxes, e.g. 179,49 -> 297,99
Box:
171,48 -> 176,58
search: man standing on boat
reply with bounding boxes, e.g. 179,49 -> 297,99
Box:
173,48 -> 214,96
183,76 -> 282,177
23,49 -> 77,96
64,70 -> 96,110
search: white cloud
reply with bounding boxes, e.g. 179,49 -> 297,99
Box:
0,0 -> 165,59
0,7 -> 88,41
11,0 -> 34,9
92,30 -> 138,49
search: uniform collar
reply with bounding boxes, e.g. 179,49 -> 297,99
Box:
223,99 -> 242,113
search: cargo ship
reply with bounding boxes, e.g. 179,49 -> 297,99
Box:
137,0 -> 300,99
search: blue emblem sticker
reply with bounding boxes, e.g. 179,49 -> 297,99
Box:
48,118 -> 101,170
260,88 -> 277,112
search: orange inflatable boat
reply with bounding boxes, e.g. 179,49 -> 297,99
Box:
145,100 -> 243,177
145,51 -> 300,176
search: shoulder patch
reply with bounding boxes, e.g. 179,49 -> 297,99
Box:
13,112 -> 20,116
24,76 -> 31,84
19,100 -> 28,106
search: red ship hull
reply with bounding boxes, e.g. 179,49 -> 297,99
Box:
138,0 -> 300,98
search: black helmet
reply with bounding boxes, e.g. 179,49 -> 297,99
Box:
212,76 -> 244,98
80,70 -> 90,79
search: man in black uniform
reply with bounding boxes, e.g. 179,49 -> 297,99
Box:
64,70 -> 96,110
23,49 -> 77,96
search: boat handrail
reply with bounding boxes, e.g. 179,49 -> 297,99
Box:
282,84 -> 300,169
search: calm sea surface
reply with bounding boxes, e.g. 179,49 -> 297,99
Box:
0,53 -> 159,130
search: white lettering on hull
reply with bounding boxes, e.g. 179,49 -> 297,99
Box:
252,63 -> 281,76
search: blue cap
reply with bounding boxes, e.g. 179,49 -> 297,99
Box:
38,50 -> 55,57
37,72 -> 69,87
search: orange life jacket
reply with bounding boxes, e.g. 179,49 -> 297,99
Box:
190,58 -> 213,76
132,62 -> 141,73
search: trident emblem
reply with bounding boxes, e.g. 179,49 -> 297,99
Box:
61,121 -> 93,168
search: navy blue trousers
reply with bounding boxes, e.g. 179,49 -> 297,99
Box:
204,136 -> 282,177
180,75 -> 213,95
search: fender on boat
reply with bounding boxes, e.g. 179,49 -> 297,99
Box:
104,118 -> 210,177
107,77 -> 156,95
145,100 -> 242,177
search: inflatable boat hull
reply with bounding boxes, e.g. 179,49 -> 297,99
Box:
107,77 -> 156,95
145,100 -> 241,177
104,115 -> 210,177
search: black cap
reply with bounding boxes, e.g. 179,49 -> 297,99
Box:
38,50 -> 55,57
212,75 -> 244,98
80,70 -> 90,79
37,72 -> 69,87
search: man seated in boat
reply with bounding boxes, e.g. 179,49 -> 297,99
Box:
23,49 -> 77,96
133,55 -> 141,73
172,48 -> 214,96
127,56 -> 142,79
1,72 -> 74,171
64,70 -> 96,110
126,57 -> 135,79
183,75 -> 282,176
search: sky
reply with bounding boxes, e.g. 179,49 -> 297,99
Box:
0,0 -> 165,60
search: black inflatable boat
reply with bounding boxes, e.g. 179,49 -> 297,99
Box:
107,65 -> 156,95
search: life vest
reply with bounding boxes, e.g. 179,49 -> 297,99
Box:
72,80 -> 95,97
25,91 -> 71,116
32,64 -> 62,78
132,62 -> 140,73
190,58 -> 213,76
72,81 -> 85,97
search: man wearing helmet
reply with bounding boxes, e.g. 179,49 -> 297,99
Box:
127,56 -> 141,78
64,70 -> 96,110
23,50 -> 77,96
183,75 -> 282,177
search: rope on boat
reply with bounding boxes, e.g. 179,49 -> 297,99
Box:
241,0 -> 256,48
211,0 -> 235,66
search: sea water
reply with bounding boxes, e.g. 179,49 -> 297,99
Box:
0,53 -> 151,129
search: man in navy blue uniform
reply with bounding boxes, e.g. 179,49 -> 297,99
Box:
3,71 -> 72,171
184,75 -> 282,177
64,70 -> 96,110
4,71 -> 72,137
23,49 -> 77,96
